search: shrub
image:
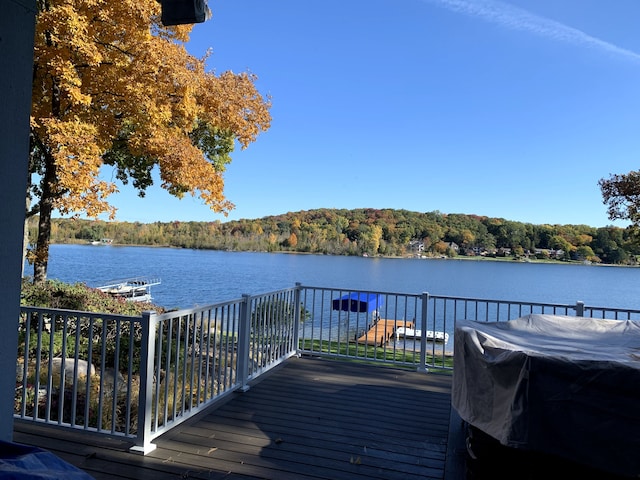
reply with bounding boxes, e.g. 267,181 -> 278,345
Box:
20,278 -> 164,315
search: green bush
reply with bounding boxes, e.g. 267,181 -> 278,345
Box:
20,278 -> 164,315
20,278 -> 166,375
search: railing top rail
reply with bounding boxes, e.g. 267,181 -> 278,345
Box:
250,286 -> 299,297
426,294 -> 576,309
583,304 -> 640,313
584,305 -> 640,313
152,287 -> 296,319
297,286 -> 582,310
297,284 -> 422,299
151,288 -> 295,321
153,298 -> 245,320
20,305 -> 143,321
152,286 -> 300,321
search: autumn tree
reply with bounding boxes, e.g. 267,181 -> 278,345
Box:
287,232 -> 298,248
28,0 -> 271,283
434,241 -> 448,255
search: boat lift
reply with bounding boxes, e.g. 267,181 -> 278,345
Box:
97,276 -> 161,303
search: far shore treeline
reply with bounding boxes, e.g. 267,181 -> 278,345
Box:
40,208 -> 638,265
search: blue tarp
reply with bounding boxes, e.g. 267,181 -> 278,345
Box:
332,293 -> 384,313
0,441 -> 94,479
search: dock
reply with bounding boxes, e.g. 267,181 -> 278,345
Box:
356,319 -> 414,346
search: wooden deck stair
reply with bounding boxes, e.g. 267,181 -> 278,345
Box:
356,319 -> 414,346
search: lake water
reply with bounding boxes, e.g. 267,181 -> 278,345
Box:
30,244 -> 640,312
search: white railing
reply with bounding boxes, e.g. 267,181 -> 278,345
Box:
16,307 -> 144,437
15,284 -> 640,454
295,285 -> 640,369
15,288 -> 299,454
134,287 -> 300,453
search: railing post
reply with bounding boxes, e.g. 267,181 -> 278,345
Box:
131,311 -> 157,455
418,292 -> 429,373
575,301 -> 585,317
237,294 -> 252,392
293,283 -> 302,356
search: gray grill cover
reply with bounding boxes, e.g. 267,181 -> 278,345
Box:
452,314 -> 640,476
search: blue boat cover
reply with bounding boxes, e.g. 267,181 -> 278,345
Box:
0,441 -> 94,479
332,293 -> 384,313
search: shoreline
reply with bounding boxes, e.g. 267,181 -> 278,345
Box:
54,241 -> 637,268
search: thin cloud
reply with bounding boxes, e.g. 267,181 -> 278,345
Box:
423,0 -> 640,63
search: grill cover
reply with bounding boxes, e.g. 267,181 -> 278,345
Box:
452,314 -> 640,477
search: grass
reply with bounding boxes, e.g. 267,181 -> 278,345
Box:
299,338 -> 454,371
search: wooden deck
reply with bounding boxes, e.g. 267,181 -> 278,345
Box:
12,356 -> 633,479
356,319 -> 414,346
13,357 -> 459,480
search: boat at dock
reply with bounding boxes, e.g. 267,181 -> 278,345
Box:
395,326 -> 449,343
89,238 -> 113,245
97,277 -> 160,303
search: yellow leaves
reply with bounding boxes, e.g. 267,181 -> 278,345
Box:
198,71 -> 272,149
53,58 -> 92,106
36,3 -> 103,66
42,117 -> 117,219
32,0 -> 270,221
150,133 -> 234,214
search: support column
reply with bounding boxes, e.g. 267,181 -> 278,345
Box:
0,0 -> 37,441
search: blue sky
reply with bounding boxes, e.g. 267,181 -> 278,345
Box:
102,0 -> 640,227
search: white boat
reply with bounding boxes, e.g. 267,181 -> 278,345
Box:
89,238 -> 113,245
97,277 -> 160,303
395,326 -> 449,343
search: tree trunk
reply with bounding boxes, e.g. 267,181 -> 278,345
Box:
33,154 -> 56,284
33,62 -> 60,285
22,173 -> 32,278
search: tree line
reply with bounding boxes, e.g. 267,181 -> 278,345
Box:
39,208 -> 639,265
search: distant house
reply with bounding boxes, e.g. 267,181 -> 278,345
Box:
471,246 -> 488,256
448,242 -> 459,252
408,240 -> 425,253
534,248 -> 565,259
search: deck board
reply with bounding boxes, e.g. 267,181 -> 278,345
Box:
14,356 -> 454,480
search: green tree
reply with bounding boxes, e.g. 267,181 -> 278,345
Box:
599,171 -> 640,226
576,245 -> 599,262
